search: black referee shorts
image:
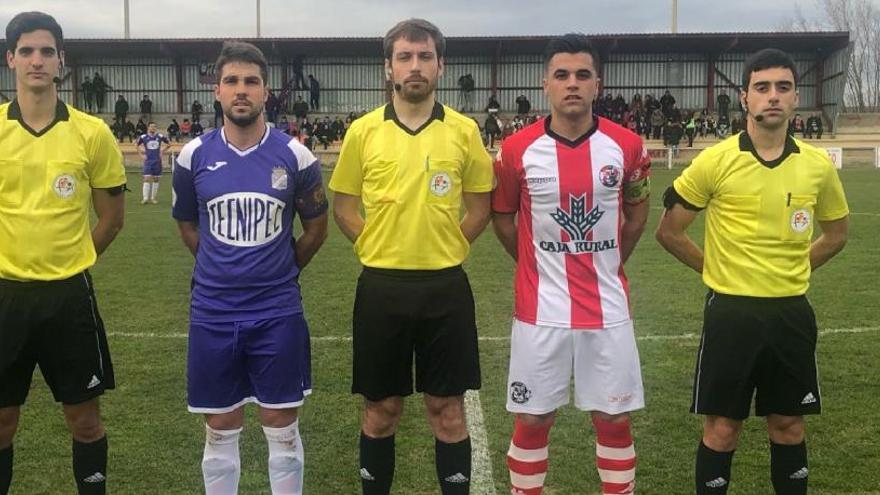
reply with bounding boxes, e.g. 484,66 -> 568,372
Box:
0,271 -> 115,407
691,290 -> 821,420
351,265 -> 481,401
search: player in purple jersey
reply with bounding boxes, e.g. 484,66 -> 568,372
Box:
172,41 -> 328,495
135,122 -> 170,204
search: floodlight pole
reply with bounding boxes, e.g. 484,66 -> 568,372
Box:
256,0 -> 261,38
124,0 -> 130,39
671,0 -> 678,34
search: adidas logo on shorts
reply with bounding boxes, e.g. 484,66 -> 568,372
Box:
705,477 -> 728,488
359,468 -> 375,481
83,472 -> 106,483
801,392 -> 817,405
789,467 -> 809,479
87,375 -> 101,390
444,473 -> 469,483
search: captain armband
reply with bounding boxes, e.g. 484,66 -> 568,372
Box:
622,177 -> 650,205
105,184 -> 127,196
661,185 -> 703,211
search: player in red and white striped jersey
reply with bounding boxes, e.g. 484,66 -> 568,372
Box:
492,34 -> 651,495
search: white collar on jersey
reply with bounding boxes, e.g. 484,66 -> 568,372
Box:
220,123 -> 271,157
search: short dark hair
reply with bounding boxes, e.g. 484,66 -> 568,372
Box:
148,121 -> 156,126
383,18 -> 446,60
214,41 -> 268,85
741,48 -> 798,89
5,11 -> 63,52
543,33 -> 601,74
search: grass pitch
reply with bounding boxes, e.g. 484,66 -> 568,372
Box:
8,166 -> 880,494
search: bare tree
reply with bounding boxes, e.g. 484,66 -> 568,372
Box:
785,0 -> 880,111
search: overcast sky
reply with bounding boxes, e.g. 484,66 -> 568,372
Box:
0,0 -> 875,38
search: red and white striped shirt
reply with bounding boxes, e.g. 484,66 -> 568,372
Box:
493,117 -> 651,329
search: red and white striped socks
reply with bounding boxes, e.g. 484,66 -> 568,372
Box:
506,417 -> 552,495
593,415 -> 637,495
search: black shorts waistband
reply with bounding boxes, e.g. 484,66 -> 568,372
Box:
0,271 -> 90,290
361,265 -> 464,280
708,289 -> 806,305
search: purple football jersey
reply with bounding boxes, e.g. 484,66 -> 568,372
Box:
172,125 -> 327,322
136,132 -> 170,166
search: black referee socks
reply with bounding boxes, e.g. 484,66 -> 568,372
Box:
72,436 -> 107,495
0,445 -> 12,495
770,441 -> 808,495
359,432 -> 395,495
435,437 -> 471,495
695,441 -> 734,494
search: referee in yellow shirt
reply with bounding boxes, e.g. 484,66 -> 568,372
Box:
656,49 -> 848,495
329,19 -> 493,495
0,12 -> 125,495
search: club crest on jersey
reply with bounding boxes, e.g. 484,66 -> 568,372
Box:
52,174 -> 77,199
271,167 -> 288,191
207,192 -> 286,247
429,171 -> 451,197
790,209 -> 811,233
543,193 -> 617,254
599,165 -> 621,188
509,381 -> 532,404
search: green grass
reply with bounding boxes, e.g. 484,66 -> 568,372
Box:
9,166 -> 880,494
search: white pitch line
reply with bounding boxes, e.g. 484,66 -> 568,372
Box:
108,326 -> 880,341
106,323 -> 878,495
466,390 -> 497,495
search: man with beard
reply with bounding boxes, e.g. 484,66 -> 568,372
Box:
172,41 -> 328,495
329,18 -> 493,495
656,49 -> 848,494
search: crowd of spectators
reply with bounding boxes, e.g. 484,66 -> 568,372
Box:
87,88 -> 825,150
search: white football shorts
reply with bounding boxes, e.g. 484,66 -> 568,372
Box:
506,318 -> 645,415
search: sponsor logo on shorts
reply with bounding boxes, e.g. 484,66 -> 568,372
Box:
790,209 -> 811,233
705,477 -> 728,488
429,171 -> 452,197
608,392 -> 634,404
599,165 -> 621,188
83,472 -> 106,483
359,468 -> 375,481
272,166 -> 288,190
53,174 -> 77,199
444,473 -> 469,483
509,381 -> 532,404
87,375 -> 101,390
789,467 -> 808,479
801,392 -> 817,405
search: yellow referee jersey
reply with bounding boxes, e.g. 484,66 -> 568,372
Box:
329,102 -> 493,269
0,100 -> 126,281
674,132 -> 848,297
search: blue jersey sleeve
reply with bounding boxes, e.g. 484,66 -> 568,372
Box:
172,154 -> 199,222
293,160 -> 328,220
